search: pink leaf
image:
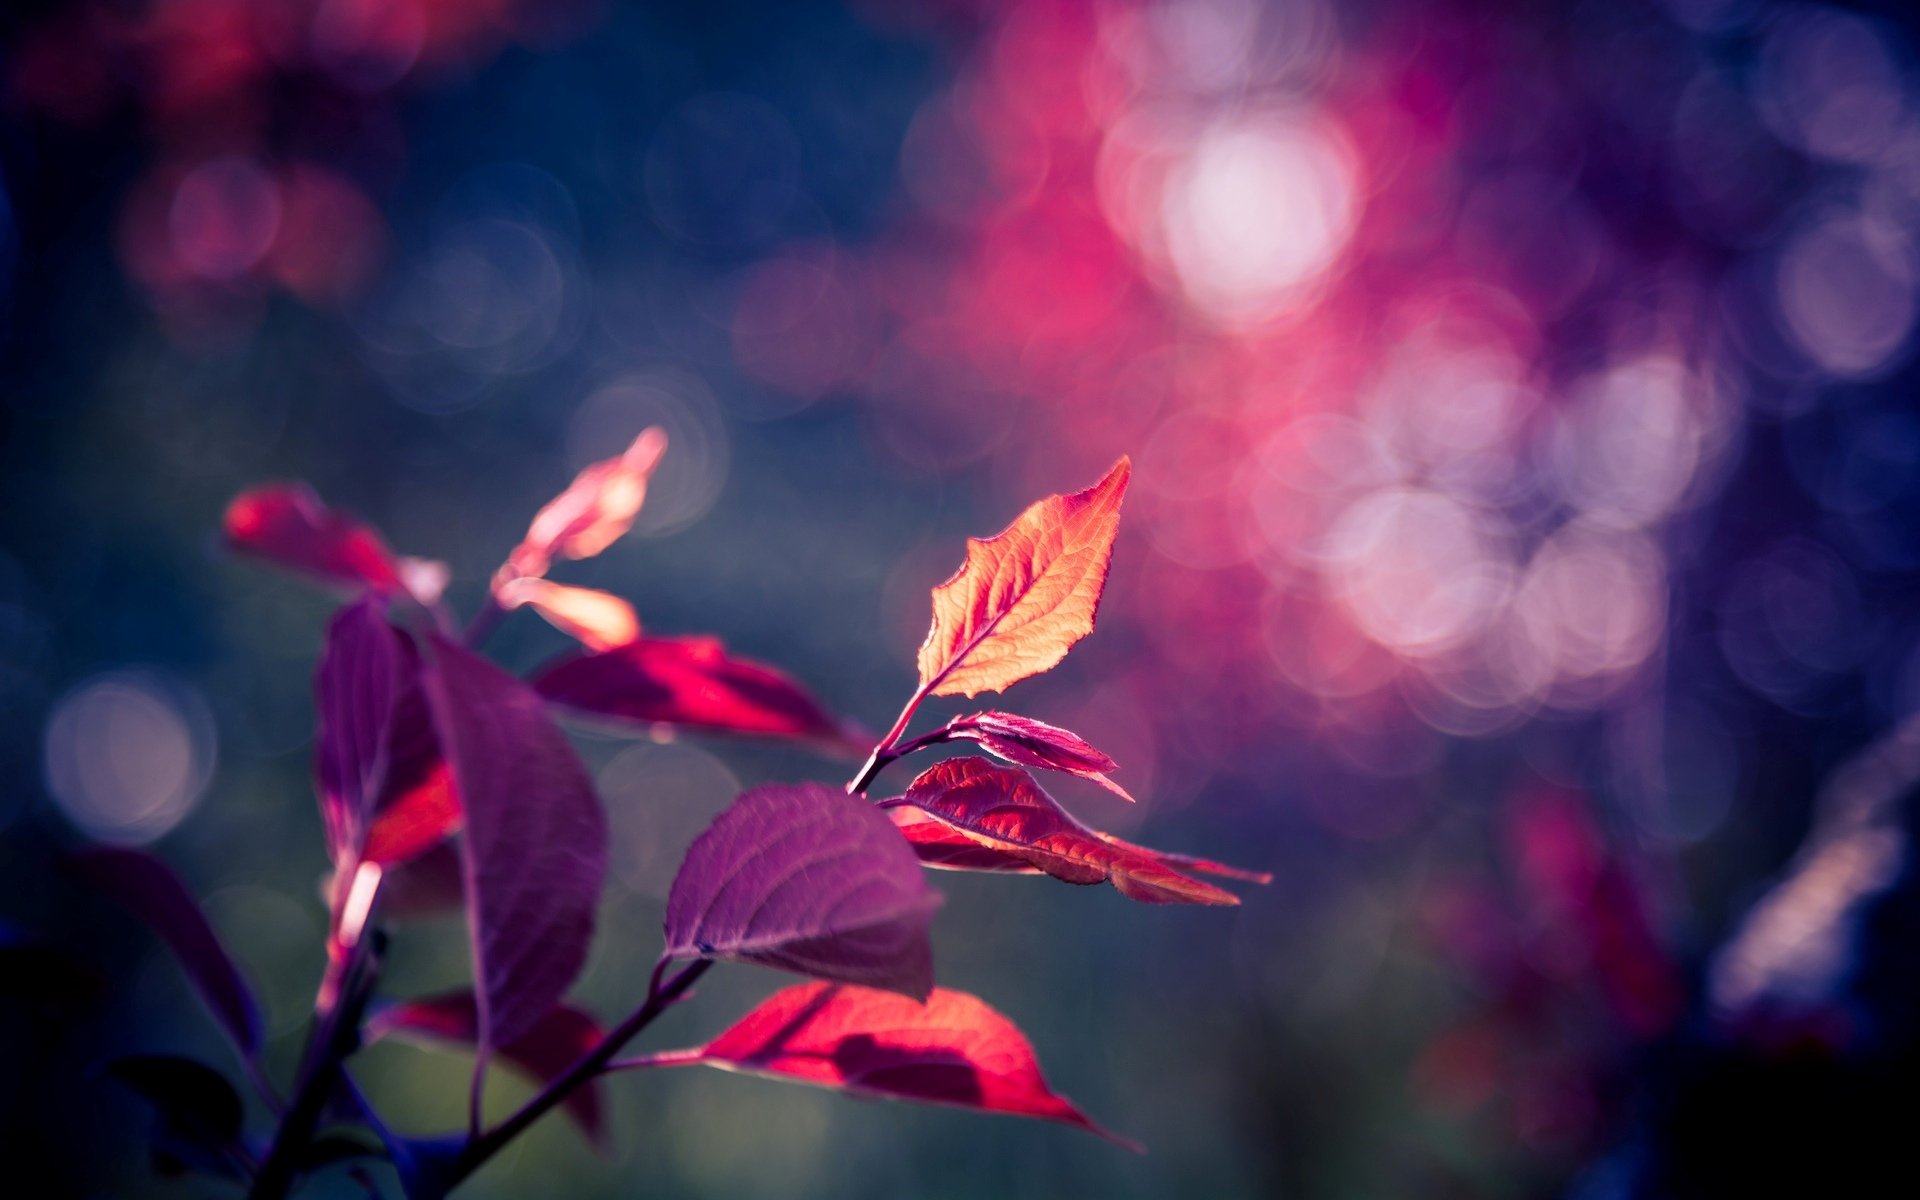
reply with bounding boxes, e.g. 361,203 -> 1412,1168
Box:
533,636 -> 863,755
368,992 -> 607,1146
70,848 -> 264,1059
946,711 -> 1135,802
917,458 -> 1129,699
884,758 -> 1269,905
224,483 -> 405,594
649,982 -> 1138,1149
665,783 -> 942,999
496,578 -> 640,652
503,427 -> 667,581
421,636 -> 607,1051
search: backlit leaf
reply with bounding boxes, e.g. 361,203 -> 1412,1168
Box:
503,427 -> 667,581
368,991 -> 607,1146
665,782 -> 942,999
946,711 -> 1134,802
647,982 -> 1138,1149
916,458 -> 1129,698
421,636 -> 607,1051
534,636 -> 863,754
884,758 -> 1269,905
71,848 -> 264,1057
225,483 -> 415,595
496,578 -> 640,652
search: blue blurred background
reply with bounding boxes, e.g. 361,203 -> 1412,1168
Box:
6,0 -> 1920,1195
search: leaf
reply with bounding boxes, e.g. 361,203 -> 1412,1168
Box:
225,483 -> 406,594
314,599 -> 460,869
642,982 -> 1139,1149
421,636 -> 608,1051
70,848 -> 265,1057
368,991 -> 607,1146
883,758 -> 1269,905
497,578 -> 640,652
534,636 -> 863,755
504,427 -> 668,581
108,1055 -> 248,1180
665,782 -> 942,999
945,711 -> 1135,802
917,458 -> 1129,699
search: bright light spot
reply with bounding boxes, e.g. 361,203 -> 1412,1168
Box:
1775,211 -> 1917,378
169,158 -> 281,280
1515,525 -> 1665,694
43,671 -> 215,845
1552,356 -> 1719,528
1326,488 -> 1511,657
1757,7 -> 1908,165
1159,113 -> 1357,326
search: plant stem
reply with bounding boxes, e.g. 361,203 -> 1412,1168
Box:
247,931 -> 383,1200
462,595 -> 506,648
441,958 -> 713,1192
847,685 -> 933,796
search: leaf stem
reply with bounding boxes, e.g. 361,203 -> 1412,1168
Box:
847,685 -> 934,795
441,958 -> 713,1192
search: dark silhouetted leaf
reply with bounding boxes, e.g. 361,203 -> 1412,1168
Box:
108,1055 -> 248,1180
534,636 -> 863,754
631,982 -> 1138,1149
422,636 -> 607,1051
71,848 -> 264,1057
917,458 -> 1129,698
665,783 -> 941,999
0,924 -> 108,1017
378,840 -> 465,918
946,711 -> 1135,802
497,578 -> 640,651
883,758 -> 1269,905
368,991 -> 607,1146
503,427 -> 667,581
225,483 -> 406,594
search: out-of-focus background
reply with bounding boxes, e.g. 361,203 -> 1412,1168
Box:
5,0 -> 1920,1195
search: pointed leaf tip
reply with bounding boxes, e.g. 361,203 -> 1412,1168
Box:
917,457 -> 1130,699
689,983 -> 1140,1150
504,427 -> 668,582
666,782 -> 942,999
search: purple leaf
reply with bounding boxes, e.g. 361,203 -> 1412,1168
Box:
665,782 -> 942,1000
421,636 -> 607,1052
70,848 -> 264,1058
946,711 -> 1135,803
533,636 -> 864,755
367,991 -> 608,1147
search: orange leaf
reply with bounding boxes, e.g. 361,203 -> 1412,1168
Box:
504,428 -> 667,581
497,578 -> 640,652
916,458 -> 1129,698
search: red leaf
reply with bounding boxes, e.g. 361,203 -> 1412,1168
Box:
422,636 -> 608,1051
884,758 -> 1269,905
503,427 -> 667,581
496,578 -> 640,652
368,992 -> 607,1146
224,483 -> 405,594
886,807 -> 1043,874
946,711 -> 1135,802
652,982 -> 1138,1149
917,458 -> 1129,699
532,636 -> 863,755
666,783 -> 941,999
70,848 -> 264,1058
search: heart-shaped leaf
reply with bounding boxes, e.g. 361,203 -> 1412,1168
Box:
421,636 -> 607,1051
665,783 -> 942,999
624,982 -> 1138,1149
70,848 -> 264,1058
315,600 -> 460,869
917,458 -> 1129,699
944,711 -> 1134,802
534,636 -> 863,755
883,758 -> 1269,905
368,991 -> 607,1146
226,483 -> 406,594
108,1055 -> 249,1180
503,427 -> 667,581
